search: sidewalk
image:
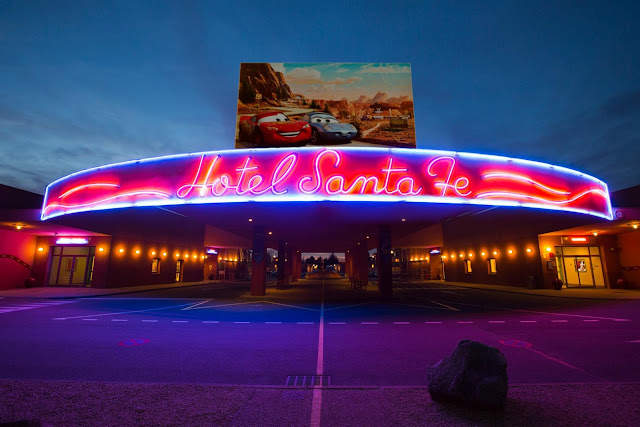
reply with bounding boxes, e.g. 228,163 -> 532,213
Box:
429,280 -> 640,300
3,278 -> 640,300
0,279 -> 228,299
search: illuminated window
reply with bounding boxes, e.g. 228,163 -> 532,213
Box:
464,259 -> 472,274
488,258 -> 497,275
151,258 -> 161,274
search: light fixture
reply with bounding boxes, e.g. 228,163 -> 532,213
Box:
634,224 -> 638,229
175,253 -> 180,257
508,249 -> 513,254
118,248 -> 124,253
366,236 -> 370,239
151,251 -> 156,256
135,250 -> 140,254
459,253 -> 464,257
15,225 -> 23,230
99,247 -> 104,252
493,251 -> 498,255
526,248 -> 532,253
468,253 -> 473,257
162,252 -> 167,256
268,231 -> 273,235
442,255 -> 447,259
248,218 -> 253,222
56,237 -> 89,245
38,247 -> 44,252
545,247 -> 552,252
193,255 -> 197,259
401,218 -> 406,222
481,252 -> 486,256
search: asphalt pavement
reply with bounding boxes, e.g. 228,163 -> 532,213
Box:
1,279 -> 640,426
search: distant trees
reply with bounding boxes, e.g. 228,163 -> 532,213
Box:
323,103 -> 331,113
310,99 -> 320,109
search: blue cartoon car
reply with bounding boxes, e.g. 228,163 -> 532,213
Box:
300,112 -> 358,144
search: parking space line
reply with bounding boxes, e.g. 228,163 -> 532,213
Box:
181,299 -> 214,310
520,320 -> 537,323
297,322 -> 314,325
50,302 -> 193,320
172,320 -> 188,323
425,321 -> 442,324
552,320 -> 568,323
112,319 -> 128,322
329,322 -> 346,325
202,321 -> 219,324
361,322 -> 378,325
265,321 -> 282,324
584,319 -> 600,322
142,320 -> 158,323
82,318 -> 98,321
233,321 -> 250,324
393,321 -> 410,325
457,321 -> 474,324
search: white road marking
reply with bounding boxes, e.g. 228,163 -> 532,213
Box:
297,322 -> 314,325
329,322 -> 346,325
425,321 -> 443,324
0,300 -> 76,315
265,321 -> 282,324
437,299 -> 630,322
324,302 -> 369,312
393,321 -> 410,325
172,320 -> 188,323
82,318 -> 97,321
310,279 -> 325,427
430,300 -> 460,311
584,319 -> 600,322
457,321 -> 474,324
489,321 -> 506,323
233,321 -> 250,324
202,321 -> 219,324
181,299 -> 214,310
112,319 -> 128,322
142,320 -> 159,323
361,322 -> 379,325
626,340 -> 640,343
520,320 -> 537,323
51,302 -> 194,320
552,320 -> 568,323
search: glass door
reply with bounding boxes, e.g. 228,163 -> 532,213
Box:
48,246 -> 94,287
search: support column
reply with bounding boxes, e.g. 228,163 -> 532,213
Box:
251,226 -> 266,296
285,244 -> 294,284
354,241 -> 369,288
277,240 -> 287,289
377,225 -> 393,298
291,249 -> 299,283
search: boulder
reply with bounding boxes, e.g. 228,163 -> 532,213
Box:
427,339 -> 508,410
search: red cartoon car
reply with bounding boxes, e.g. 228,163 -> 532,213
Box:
238,112 -> 312,147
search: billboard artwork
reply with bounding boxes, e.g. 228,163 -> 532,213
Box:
236,63 -> 415,149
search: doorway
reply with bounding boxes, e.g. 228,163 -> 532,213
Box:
556,246 -> 606,288
48,246 -> 95,287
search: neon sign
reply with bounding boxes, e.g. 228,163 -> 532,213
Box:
41,147 -> 613,220
56,237 -> 89,245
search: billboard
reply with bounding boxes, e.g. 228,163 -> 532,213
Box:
235,63 -> 415,149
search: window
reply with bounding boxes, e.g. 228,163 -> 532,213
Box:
151,258 -> 161,274
488,258 -> 497,275
464,259 -> 472,274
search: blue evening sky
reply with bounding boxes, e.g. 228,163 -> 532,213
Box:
1,0 -> 639,193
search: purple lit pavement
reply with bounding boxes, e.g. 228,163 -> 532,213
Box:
1,279 -> 640,425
